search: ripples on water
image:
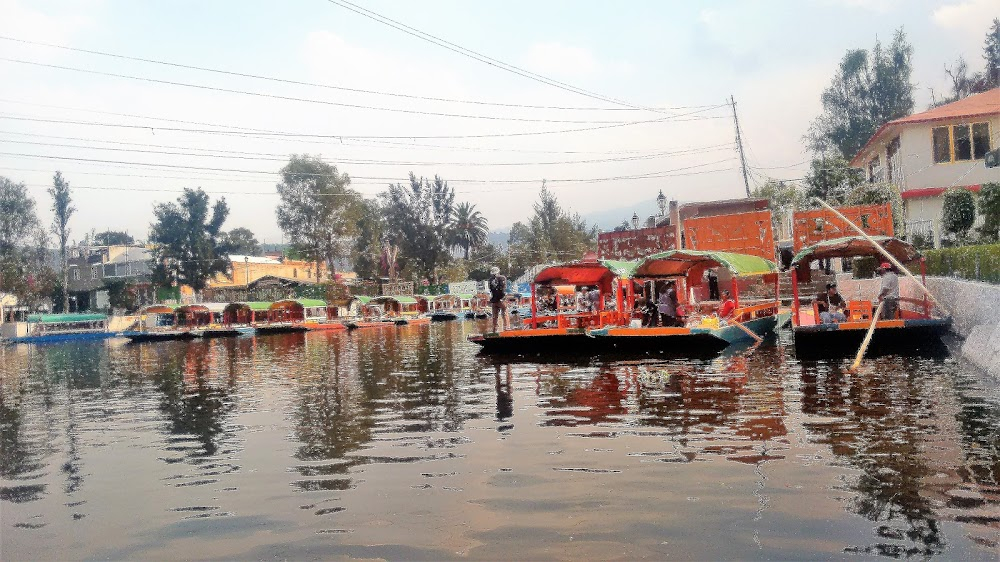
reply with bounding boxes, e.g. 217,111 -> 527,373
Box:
2,321 -> 999,559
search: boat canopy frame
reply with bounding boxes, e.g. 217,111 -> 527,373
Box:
790,235 -> 919,268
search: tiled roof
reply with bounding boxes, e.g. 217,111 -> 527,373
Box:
851,88 -> 1000,166
900,184 -> 981,200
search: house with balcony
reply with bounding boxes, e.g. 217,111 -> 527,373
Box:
850,87 -> 1000,247
66,245 -> 154,311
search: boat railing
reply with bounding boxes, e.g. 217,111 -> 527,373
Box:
731,301 -> 779,323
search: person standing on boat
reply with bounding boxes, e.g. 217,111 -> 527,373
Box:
657,281 -> 680,327
877,262 -> 899,320
488,267 -> 509,332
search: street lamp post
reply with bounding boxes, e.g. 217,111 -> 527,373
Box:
632,212 -> 640,230
657,190 -> 667,216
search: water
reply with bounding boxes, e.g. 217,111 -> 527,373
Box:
2,321 -> 999,560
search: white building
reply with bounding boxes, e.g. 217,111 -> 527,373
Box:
850,87 -> 1000,247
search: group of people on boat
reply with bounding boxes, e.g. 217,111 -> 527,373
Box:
813,262 -> 901,324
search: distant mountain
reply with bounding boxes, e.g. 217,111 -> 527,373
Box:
580,197 -> 662,231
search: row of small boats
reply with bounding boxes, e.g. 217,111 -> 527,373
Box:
467,236 -> 952,358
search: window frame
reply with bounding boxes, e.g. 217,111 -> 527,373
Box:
932,121 -> 992,164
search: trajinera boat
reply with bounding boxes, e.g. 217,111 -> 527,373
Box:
467,258 -> 636,353
788,235 -> 951,355
122,304 -> 198,342
588,250 -> 781,351
3,313 -> 114,343
254,298 -> 327,334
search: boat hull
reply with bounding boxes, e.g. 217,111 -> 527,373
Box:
7,331 -> 117,344
302,321 -> 347,331
431,312 -> 457,321
793,317 -> 952,358
468,328 -> 591,353
122,330 -> 198,342
255,323 -> 309,335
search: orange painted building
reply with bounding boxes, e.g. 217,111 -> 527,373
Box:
791,203 -> 893,252
209,254 -> 328,288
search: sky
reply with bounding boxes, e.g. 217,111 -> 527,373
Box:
0,0 -> 997,244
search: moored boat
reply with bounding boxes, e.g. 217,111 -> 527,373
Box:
788,236 -> 951,356
255,298 -> 325,334
588,250 -> 780,352
2,313 -> 115,343
122,304 -> 197,342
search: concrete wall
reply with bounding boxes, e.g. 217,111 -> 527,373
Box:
925,276 -> 1000,378
896,119 -> 1000,190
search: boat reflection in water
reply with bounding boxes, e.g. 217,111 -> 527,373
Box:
2,325 -> 1000,559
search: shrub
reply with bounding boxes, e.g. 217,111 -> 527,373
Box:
942,188 -> 976,243
977,182 -> 1000,243
924,243 -> 1000,283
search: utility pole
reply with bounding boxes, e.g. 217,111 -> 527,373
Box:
731,95 -> 752,198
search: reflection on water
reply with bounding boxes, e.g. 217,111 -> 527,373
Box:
2,325 -> 1000,559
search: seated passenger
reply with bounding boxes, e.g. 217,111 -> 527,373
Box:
718,290 -> 736,319
817,282 -> 847,324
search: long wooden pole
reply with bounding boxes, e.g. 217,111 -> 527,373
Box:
850,301 -> 885,371
811,197 -> 949,316
729,317 -> 763,343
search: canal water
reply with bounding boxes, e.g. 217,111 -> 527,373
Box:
2,321 -> 999,560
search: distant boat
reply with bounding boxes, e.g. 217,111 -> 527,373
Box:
2,313 -> 114,343
121,304 -> 199,342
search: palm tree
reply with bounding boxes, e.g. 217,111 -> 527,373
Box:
451,202 -> 488,260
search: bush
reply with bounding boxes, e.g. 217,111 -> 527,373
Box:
977,182 -> 1000,243
924,243 -> 1000,283
942,188 -> 976,242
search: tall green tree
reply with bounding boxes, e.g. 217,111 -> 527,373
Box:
507,184 -> 597,279
804,155 -> 864,204
351,198 -> 386,280
0,176 -> 53,310
451,202 -> 488,260
221,227 -> 261,256
941,188 -> 976,244
985,18 -> 1000,89
808,28 -> 914,159
149,188 -> 231,294
48,171 -> 74,313
752,179 -> 804,236
381,173 -> 455,282
93,230 -> 134,246
977,182 -> 1000,242
275,155 -> 361,281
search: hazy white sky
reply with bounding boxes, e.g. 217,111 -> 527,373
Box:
0,0 -> 996,243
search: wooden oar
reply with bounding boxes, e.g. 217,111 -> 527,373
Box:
811,197 -> 949,316
850,300 -> 885,371
729,317 -> 763,343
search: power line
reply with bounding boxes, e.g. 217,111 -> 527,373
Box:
0,136 -> 733,167
0,35 -> 716,113
324,0 -> 664,113
0,150 -> 736,183
0,109 -> 724,140
0,57 -> 642,124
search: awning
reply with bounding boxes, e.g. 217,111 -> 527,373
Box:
373,295 -> 419,305
790,236 -> 918,267
296,298 -> 327,308
352,295 -> 373,304
534,259 -> 635,286
177,303 -> 227,314
635,250 -> 777,278
138,304 -> 178,314
26,313 -> 106,323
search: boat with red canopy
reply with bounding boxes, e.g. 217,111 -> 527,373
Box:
789,235 -> 951,354
467,258 -> 635,353
588,249 -> 781,351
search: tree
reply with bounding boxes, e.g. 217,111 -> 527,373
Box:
450,202 -> 488,260
221,227 -> 261,256
941,188 -> 976,244
94,230 -> 135,246
351,198 -> 386,280
804,155 -> 864,204
808,29 -> 914,159
977,182 -> 1000,242
507,184 -> 597,279
149,188 -> 231,294
752,179 -> 804,236
275,155 -> 361,282
381,173 -> 456,282
985,18 -> 1000,89
844,181 -> 904,232
0,177 -> 53,311
48,171 -> 74,314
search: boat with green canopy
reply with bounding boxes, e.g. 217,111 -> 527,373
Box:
587,249 -> 781,351
255,298 -> 327,334
122,304 -> 197,342
788,235 -> 951,355
3,313 -> 113,343
370,295 -> 429,325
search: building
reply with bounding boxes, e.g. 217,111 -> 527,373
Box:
850,88 -> 1000,247
209,254 -> 329,288
66,245 -> 154,311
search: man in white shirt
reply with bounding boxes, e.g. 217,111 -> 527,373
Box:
877,262 -> 899,320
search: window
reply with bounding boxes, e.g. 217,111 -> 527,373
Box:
71,268 -> 80,281
932,126 -> 951,163
91,265 -> 100,280
886,136 -> 900,182
867,156 -> 881,182
973,123 -> 991,159
932,122 -> 991,163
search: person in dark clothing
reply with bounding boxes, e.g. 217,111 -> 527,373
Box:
707,269 -> 720,300
488,266 -> 509,332
657,281 -> 681,327
816,282 -> 847,324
